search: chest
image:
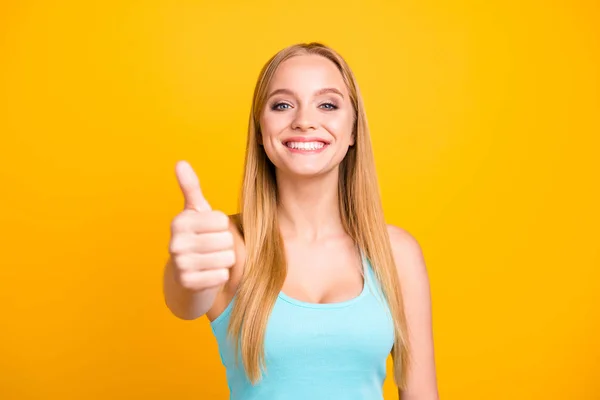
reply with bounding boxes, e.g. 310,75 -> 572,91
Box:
281,239 -> 364,304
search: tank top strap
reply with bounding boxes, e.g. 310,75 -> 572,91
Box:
360,250 -> 389,307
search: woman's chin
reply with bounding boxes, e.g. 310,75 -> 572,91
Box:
276,164 -> 338,180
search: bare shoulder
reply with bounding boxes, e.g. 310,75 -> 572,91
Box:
386,224 -> 439,398
386,224 -> 420,249
386,224 -> 428,280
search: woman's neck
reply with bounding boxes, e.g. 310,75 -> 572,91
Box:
276,169 -> 345,242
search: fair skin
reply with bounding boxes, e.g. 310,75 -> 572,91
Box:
164,54 -> 438,399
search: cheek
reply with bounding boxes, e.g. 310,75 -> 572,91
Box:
260,112 -> 289,141
258,114 -> 284,162
324,112 -> 355,143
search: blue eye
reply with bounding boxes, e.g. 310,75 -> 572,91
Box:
320,102 -> 338,110
272,102 -> 291,111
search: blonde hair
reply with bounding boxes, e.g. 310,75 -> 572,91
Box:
227,42 -> 411,389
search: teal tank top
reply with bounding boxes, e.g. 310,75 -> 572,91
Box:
210,255 -> 395,400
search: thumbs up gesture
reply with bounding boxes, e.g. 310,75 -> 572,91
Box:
168,161 -> 235,291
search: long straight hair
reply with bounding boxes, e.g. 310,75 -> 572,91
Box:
227,42 -> 411,389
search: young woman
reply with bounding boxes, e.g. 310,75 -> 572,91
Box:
163,42 -> 439,399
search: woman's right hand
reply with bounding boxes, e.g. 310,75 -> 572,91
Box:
168,161 -> 235,292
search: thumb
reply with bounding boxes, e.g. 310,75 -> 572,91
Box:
175,160 -> 211,212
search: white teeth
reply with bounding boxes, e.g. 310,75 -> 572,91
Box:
286,141 -> 325,150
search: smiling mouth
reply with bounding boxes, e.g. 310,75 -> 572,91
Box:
284,141 -> 327,151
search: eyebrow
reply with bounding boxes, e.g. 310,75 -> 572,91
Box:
267,87 -> 345,99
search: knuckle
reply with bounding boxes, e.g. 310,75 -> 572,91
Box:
219,268 -> 230,281
211,250 -> 235,269
206,231 -> 233,252
169,238 -> 180,254
223,231 -> 235,248
180,272 -> 197,289
224,250 -> 236,266
175,255 -> 193,271
171,214 -> 188,233
212,211 -> 230,230
169,235 -> 187,254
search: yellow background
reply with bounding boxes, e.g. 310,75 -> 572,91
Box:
1,1 -> 598,399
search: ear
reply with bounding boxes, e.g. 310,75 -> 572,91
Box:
349,133 -> 355,147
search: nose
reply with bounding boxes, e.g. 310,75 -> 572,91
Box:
291,106 -> 318,131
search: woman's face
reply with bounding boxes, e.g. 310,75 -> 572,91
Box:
259,54 -> 355,178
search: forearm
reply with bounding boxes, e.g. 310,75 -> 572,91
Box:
163,257 -> 220,320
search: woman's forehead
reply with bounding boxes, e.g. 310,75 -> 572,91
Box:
268,55 -> 348,95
